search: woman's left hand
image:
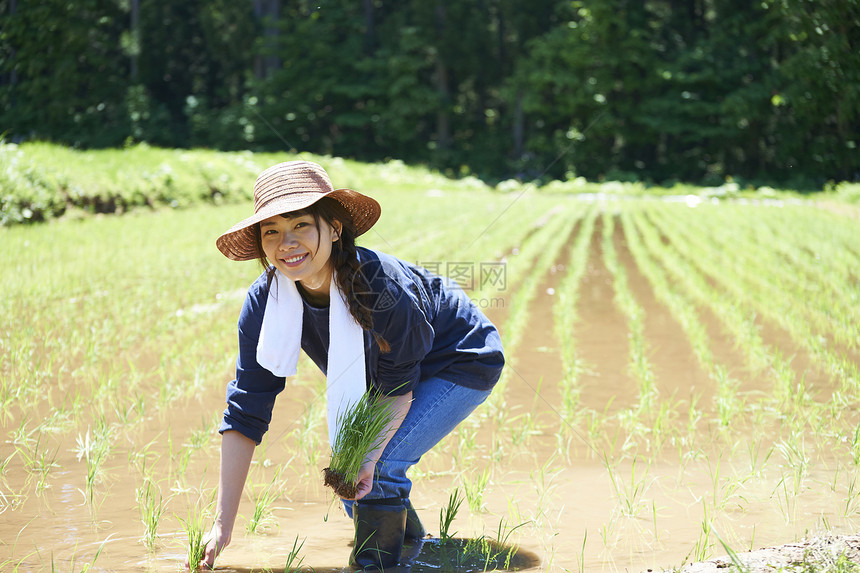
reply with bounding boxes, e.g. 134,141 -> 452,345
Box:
348,459 -> 377,501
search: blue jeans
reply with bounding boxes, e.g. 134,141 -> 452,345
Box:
343,376 -> 491,514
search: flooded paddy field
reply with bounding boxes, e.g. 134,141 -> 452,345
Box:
2,184 -> 859,572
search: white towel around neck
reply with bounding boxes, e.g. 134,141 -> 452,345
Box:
256,269 -> 367,446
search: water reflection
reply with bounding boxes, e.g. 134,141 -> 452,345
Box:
222,537 -> 540,572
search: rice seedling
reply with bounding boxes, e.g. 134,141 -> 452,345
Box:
136,478 -> 167,548
75,428 -> 111,503
246,472 -> 282,534
284,535 -> 307,573
529,455 -> 562,526
17,433 -> 59,493
128,438 -> 161,477
599,515 -> 618,550
439,487 -> 464,543
291,397 -> 325,473
690,501 -> 714,562
323,389 -> 400,499
706,455 -> 749,511
0,449 -> 16,477
603,453 -> 651,518
461,466 -> 491,514
776,432 -> 810,489
575,529 -> 588,573
187,415 -> 217,452
507,410 -> 541,448
848,423 -> 860,466
493,518 -> 528,569
46,537 -> 108,573
746,439 -> 774,480
651,500 -> 662,542
772,473 -> 799,524
179,501 -> 213,573
841,472 -> 860,518
454,424 -> 479,465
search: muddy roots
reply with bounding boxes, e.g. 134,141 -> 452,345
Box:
323,467 -> 358,499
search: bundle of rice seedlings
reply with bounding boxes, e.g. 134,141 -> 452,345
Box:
323,390 -> 399,498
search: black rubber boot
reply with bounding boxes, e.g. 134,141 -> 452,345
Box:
404,499 -> 426,540
350,498 -> 407,570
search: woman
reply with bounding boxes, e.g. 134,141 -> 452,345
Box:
199,161 -> 504,570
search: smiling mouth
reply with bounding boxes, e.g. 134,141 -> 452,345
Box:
282,253 -> 308,266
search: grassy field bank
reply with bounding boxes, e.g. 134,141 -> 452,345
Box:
1,149 -> 859,572
3,142 -> 859,228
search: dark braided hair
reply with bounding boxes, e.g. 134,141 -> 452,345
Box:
253,197 -> 391,353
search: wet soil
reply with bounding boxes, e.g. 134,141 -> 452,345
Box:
323,468 -> 358,499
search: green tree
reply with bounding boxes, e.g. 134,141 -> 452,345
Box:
136,0 -> 256,147
767,0 -> 860,182
0,0 -> 129,146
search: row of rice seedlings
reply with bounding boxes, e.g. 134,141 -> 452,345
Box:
601,209 -> 658,417
690,205 -> 859,353
492,205 -> 583,363
649,204 -> 859,405
637,206 -> 857,522
453,193 -> 570,264
621,207 -> 744,432
750,210 -> 860,349
485,206 -> 584,454
452,204 -> 582,460
382,191 -> 563,272
553,206 -> 598,431
767,205 -> 860,283
636,206 -> 800,408
621,206 -> 834,540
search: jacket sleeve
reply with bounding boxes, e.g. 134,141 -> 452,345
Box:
219,282 -> 285,445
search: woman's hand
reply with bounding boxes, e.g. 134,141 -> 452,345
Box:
348,459 -> 378,501
342,392 -> 413,502
187,523 -> 231,570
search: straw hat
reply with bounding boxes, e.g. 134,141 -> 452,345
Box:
216,161 -> 381,261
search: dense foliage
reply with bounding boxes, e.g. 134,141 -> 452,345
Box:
1,0 -> 857,186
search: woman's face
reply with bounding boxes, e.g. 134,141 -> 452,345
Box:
260,212 -> 341,293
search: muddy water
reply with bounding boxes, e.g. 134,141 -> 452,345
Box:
2,208 -> 859,573
574,218 -> 641,414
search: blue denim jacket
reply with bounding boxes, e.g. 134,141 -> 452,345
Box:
219,247 -> 504,444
